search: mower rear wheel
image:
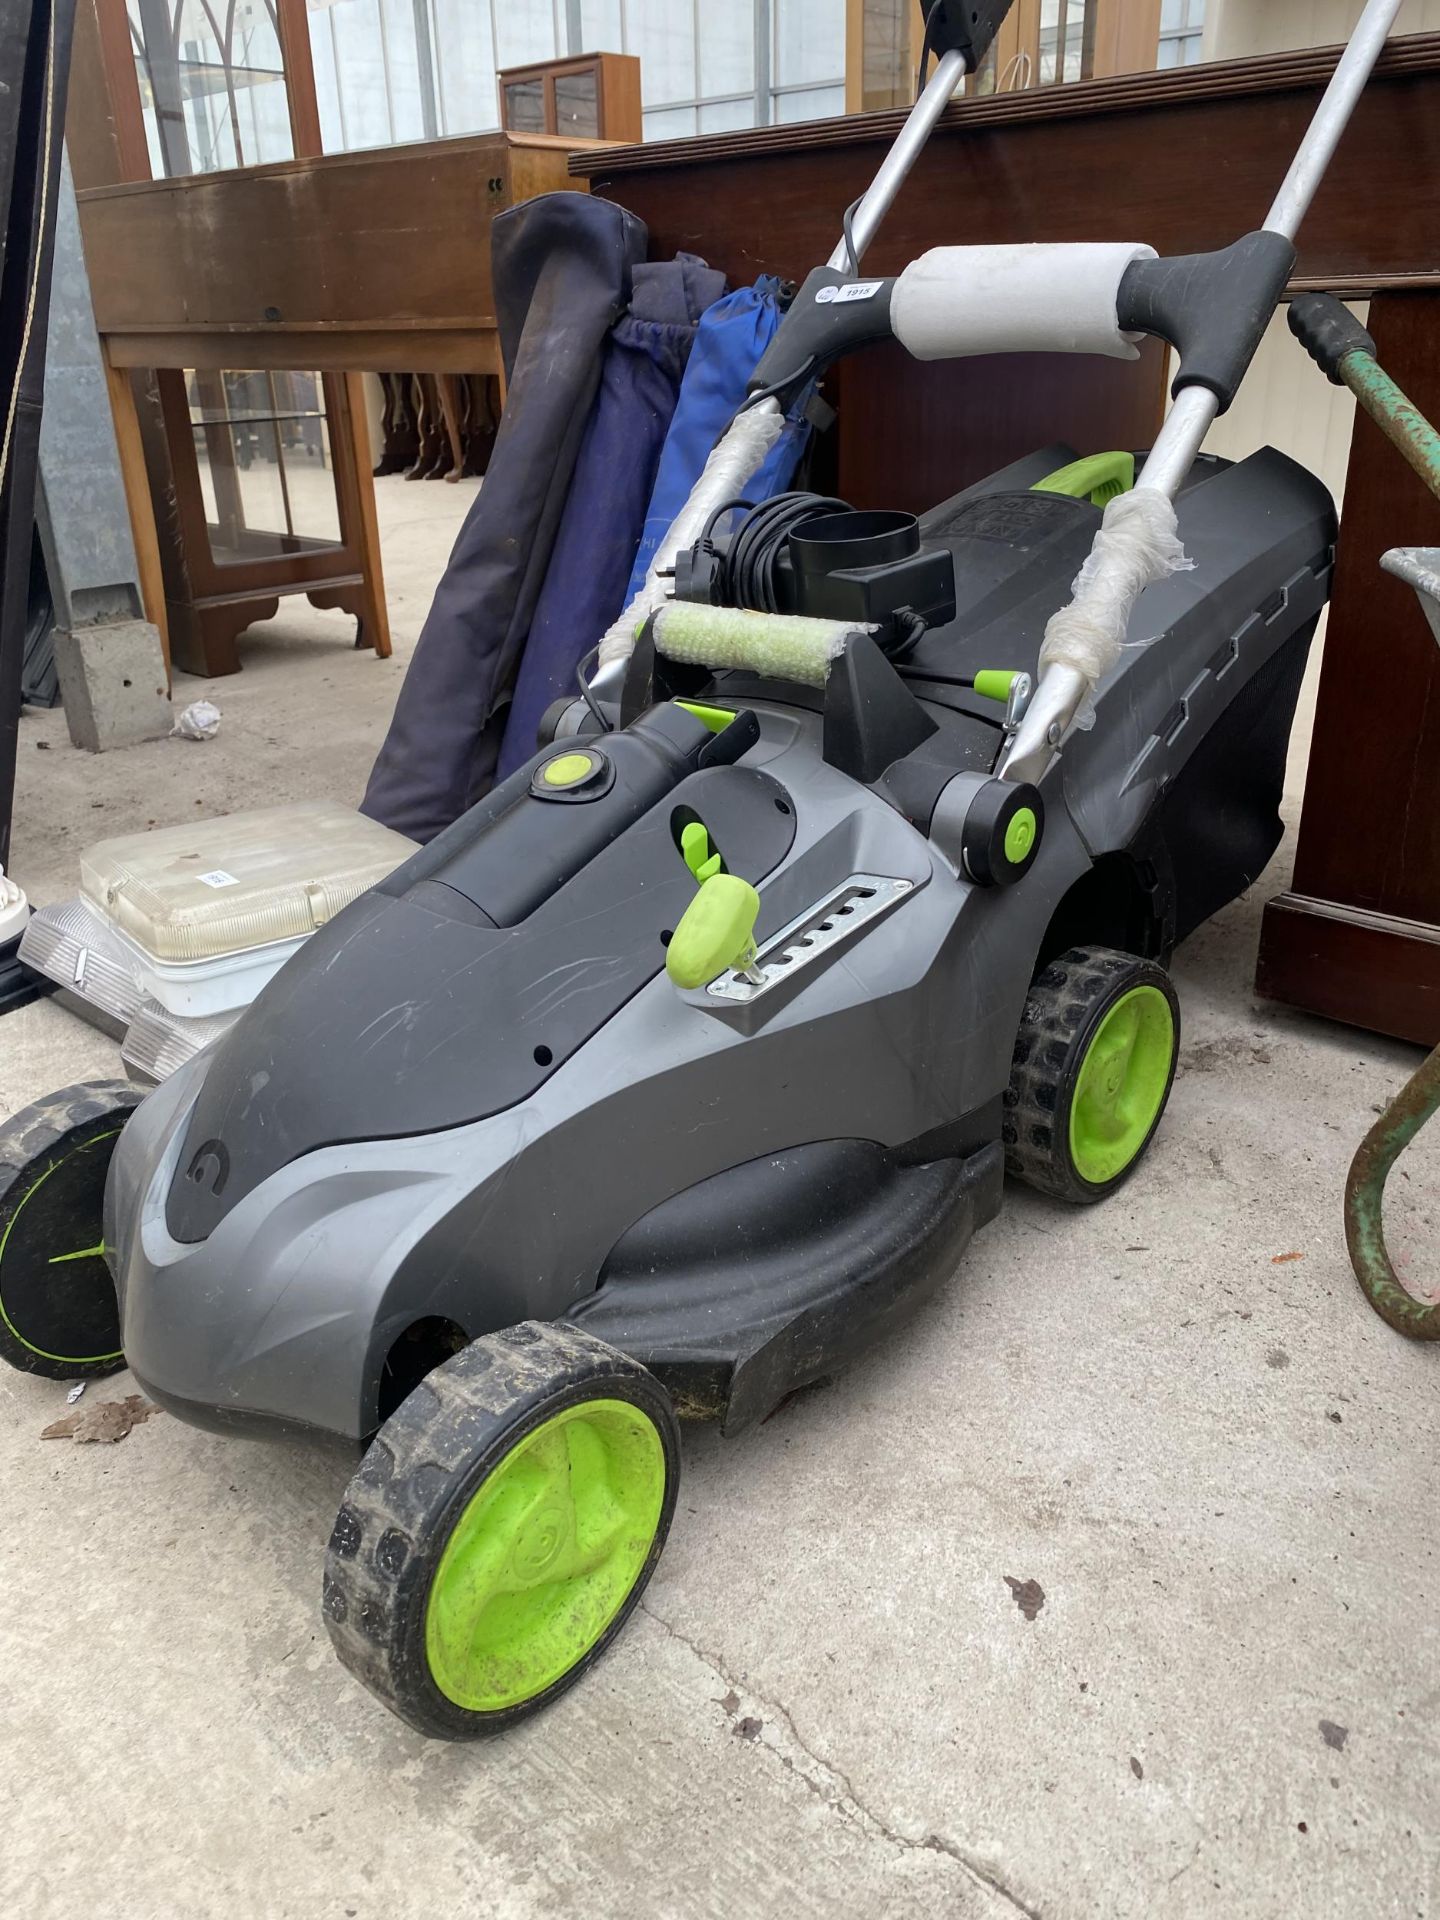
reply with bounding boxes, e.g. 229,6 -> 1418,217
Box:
1005,945 -> 1179,1204
323,1320 -> 680,1739
0,1081 -> 143,1379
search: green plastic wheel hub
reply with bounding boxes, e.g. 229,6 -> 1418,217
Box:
425,1398 -> 666,1712
1068,985 -> 1175,1186
1003,806 -> 1037,865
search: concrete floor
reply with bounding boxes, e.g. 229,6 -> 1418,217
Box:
2,474 -> 1438,1919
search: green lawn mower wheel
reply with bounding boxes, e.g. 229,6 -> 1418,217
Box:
323,1320 -> 680,1739
1004,946 -> 1180,1203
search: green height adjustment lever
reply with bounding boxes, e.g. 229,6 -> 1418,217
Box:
668,823 -> 762,990
680,820 -> 723,884
971,667 -> 1035,743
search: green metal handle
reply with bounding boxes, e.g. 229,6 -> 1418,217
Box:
1288,292 -> 1377,385
1340,352 -> 1440,505
1344,1043 -> 1440,1339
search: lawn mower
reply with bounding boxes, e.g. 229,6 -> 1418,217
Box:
0,0 -> 1404,1738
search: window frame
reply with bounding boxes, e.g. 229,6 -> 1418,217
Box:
1156,0 -> 1206,70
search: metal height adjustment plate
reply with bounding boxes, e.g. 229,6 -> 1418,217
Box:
706,874 -> 913,1005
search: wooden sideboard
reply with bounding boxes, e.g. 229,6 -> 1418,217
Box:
77,131 -> 590,378
68,0 -> 620,677
71,130 -> 595,677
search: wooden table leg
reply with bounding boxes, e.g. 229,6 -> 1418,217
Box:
102,344 -> 170,682
436,374 -> 465,483
1256,290 -> 1440,1046
328,370 -> 391,659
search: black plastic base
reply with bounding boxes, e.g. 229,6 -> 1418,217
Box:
0,937 -> 50,1016
567,1129 -> 1005,1433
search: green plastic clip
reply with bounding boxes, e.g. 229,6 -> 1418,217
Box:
972,669 -> 1019,704
1033,451 -> 1136,508
680,820 -> 723,884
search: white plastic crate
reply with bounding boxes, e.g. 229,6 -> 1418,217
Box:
77,800 -> 416,1017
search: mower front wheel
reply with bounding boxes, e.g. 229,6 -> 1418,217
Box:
0,1081 -> 144,1379
323,1321 -> 680,1739
1005,945 -> 1180,1203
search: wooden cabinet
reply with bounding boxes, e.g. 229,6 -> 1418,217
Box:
68,0 -> 616,677
74,128 -> 591,675
499,53 -> 642,145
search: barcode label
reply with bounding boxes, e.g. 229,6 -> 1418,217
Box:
816,281 -> 884,305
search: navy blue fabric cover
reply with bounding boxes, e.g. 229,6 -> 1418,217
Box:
361,192 -> 646,843
497,253 -> 724,779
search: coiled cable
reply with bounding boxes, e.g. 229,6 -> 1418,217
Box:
697,491 -> 850,613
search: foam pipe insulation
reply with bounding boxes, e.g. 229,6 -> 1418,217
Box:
650,603 -> 860,687
890,242 -> 1158,362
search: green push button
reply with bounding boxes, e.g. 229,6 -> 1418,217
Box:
541,751 -> 598,789
1004,806 -> 1037,865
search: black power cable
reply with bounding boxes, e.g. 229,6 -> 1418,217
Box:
574,645 -> 614,733
841,194 -> 863,279
701,492 -> 849,614
844,0 -> 946,284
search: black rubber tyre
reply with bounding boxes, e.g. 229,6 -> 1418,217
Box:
1004,945 -> 1180,1205
323,1320 -> 681,1740
0,1081 -> 143,1379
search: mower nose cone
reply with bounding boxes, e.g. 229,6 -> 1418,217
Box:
108,1072 -> 454,1440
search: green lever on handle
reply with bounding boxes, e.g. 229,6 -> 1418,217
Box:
667,871 -> 761,990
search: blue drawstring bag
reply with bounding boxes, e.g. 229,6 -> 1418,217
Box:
623,275 -> 812,608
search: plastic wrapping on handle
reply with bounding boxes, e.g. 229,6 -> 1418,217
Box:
596,400 -> 787,668
1037,488 -> 1193,701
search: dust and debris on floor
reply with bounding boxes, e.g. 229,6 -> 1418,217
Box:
2,476 -> 1439,1920
40,1393 -> 159,1443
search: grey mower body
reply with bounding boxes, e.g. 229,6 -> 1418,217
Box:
106,440 -> 1334,1446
